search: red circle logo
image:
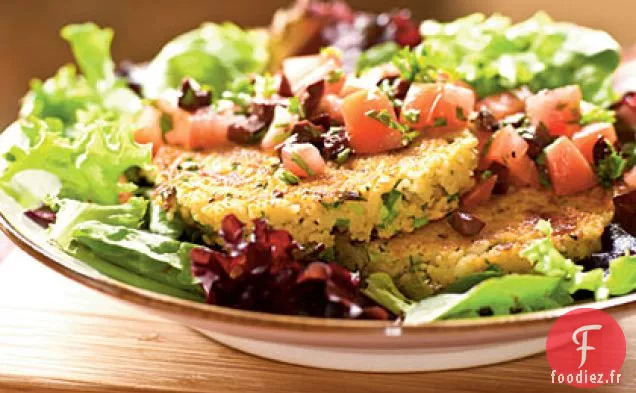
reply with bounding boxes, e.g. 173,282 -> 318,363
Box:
546,308 -> 626,388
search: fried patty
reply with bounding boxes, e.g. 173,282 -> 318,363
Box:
362,187 -> 615,298
153,130 -> 478,246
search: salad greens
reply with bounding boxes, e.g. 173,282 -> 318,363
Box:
365,221 -> 636,323
143,23 -> 269,98
49,197 -> 148,248
416,12 -> 620,106
3,23 -> 150,206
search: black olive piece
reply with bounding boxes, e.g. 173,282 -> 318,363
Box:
448,211 -> 486,237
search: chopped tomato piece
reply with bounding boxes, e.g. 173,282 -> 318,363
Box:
282,52 -> 344,95
339,64 -> 400,97
545,137 -> 597,196
507,154 -> 541,189
462,175 -> 497,209
342,89 -> 404,154
624,167 -> 636,188
261,106 -> 296,152
135,106 -> 165,154
475,91 -> 525,120
317,94 -> 344,124
526,85 -> 582,137
400,82 -> 475,133
483,126 -> 529,168
572,123 -> 618,163
188,109 -> 236,150
281,143 -> 326,178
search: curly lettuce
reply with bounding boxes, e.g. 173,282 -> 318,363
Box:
419,12 -> 620,106
143,23 -> 269,98
2,23 -> 150,206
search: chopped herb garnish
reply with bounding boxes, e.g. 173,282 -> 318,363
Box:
580,105 -> 615,125
413,217 -> 429,229
622,142 -> 636,168
365,108 -> 417,145
455,106 -> 467,121
221,91 -> 252,114
433,117 -> 448,127
481,170 -> 493,180
254,74 -> 277,98
595,140 -> 626,188
159,112 -> 173,143
379,187 -> 403,229
446,193 -> 459,203
403,108 -> 421,124
334,218 -> 351,231
347,202 -> 365,216
320,46 -> 342,59
321,200 -> 343,209
335,148 -> 352,164
290,152 -> 315,176
279,170 -> 300,185
288,97 -> 305,119
555,102 -> 567,111
231,162 -> 240,171
326,69 -> 345,84
536,152 -> 552,188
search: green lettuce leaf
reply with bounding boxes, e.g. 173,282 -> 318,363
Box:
148,200 -> 184,239
363,272 -> 413,315
419,12 -> 620,105
605,256 -> 636,296
20,23 -> 141,127
404,275 -> 572,324
71,221 -> 202,293
60,23 -> 115,86
1,114 -> 151,205
356,42 -> 400,74
143,23 -> 269,98
66,243 -> 202,301
520,220 -> 583,278
49,197 -> 148,249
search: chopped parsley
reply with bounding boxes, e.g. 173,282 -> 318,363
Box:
595,141 -> 626,188
481,170 -> 493,180
254,74 -> 277,98
159,112 -> 173,143
278,170 -> 300,185
455,106 -> 467,121
580,105 -> 615,125
379,186 -> 403,229
335,148 -> 352,164
433,117 -> 448,127
536,152 -> 552,188
413,217 -> 429,229
290,152 -> 315,176
403,108 -> 421,124
288,97 -> 305,119
327,69 -> 345,84
365,109 -> 419,145
334,218 -> 351,231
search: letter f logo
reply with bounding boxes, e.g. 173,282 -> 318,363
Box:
572,324 -> 603,368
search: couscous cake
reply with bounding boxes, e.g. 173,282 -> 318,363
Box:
361,187 -> 614,297
153,130 -> 478,246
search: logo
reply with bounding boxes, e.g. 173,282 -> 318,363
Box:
546,308 -> 626,388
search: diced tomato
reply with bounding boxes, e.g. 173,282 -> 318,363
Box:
545,137 -> 598,196
317,94 -> 344,124
282,52 -> 344,95
400,82 -> 475,132
261,106 -> 296,152
624,167 -> 636,188
475,91 -> 525,120
339,64 -> 401,97
462,175 -> 497,209
281,143 -> 326,178
341,89 -> 404,154
526,85 -> 582,138
571,123 -> 618,164
507,154 -> 541,189
188,109 -> 236,150
483,126 -> 529,168
135,106 -> 165,154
